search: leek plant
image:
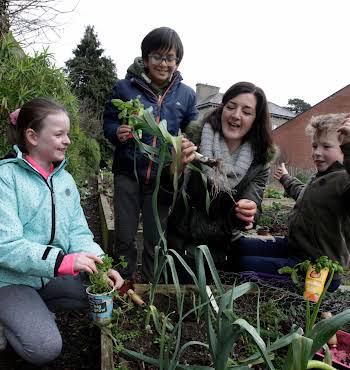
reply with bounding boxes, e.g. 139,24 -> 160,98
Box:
193,245 -> 302,369
111,97 -> 209,317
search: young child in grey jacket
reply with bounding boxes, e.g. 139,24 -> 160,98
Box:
238,113 -> 350,290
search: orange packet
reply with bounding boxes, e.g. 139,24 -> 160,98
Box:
303,265 -> 329,303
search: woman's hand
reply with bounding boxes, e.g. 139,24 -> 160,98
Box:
73,253 -> 103,274
337,114 -> 350,145
116,124 -> 132,143
170,137 -> 197,174
107,269 -> 124,289
273,162 -> 288,180
181,137 -> 197,165
235,199 -> 257,230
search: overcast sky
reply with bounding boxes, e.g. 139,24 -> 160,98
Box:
29,0 -> 350,107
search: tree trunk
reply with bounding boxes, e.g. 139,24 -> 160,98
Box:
0,0 -> 10,37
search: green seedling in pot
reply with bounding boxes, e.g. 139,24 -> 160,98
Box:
89,255 -> 128,295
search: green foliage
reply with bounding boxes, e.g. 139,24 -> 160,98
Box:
257,214 -> 273,229
112,96 -> 144,138
89,254 -> 114,294
0,32 -> 101,186
112,96 -> 144,123
296,171 -> 310,184
65,25 -> 117,117
66,126 -> 101,186
279,256 -> 344,289
112,327 -> 140,354
65,25 -> 117,166
284,98 -> 312,115
0,33 -> 78,154
257,202 -> 288,229
265,187 -> 284,199
89,255 -> 127,294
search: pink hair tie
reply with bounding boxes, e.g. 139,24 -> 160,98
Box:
9,108 -> 20,126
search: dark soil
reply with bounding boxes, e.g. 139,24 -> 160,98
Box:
112,293 -> 210,369
0,182 -> 102,369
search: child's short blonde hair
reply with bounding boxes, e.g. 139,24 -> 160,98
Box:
305,113 -> 347,137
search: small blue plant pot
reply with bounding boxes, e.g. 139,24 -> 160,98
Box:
86,286 -> 113,325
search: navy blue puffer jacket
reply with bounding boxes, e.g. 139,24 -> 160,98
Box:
103,61 -> 198,183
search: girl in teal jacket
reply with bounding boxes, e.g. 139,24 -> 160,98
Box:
0,98 -> 124,365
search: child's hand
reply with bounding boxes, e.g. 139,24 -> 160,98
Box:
106,269 -> 124,289
117,124 -> 132,143
337,114 -> 350,145
235,199 -> 257,230
73,253 -> 103,274
273,162 -> 288,180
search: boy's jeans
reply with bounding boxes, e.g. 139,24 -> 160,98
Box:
237,236 -> 340,292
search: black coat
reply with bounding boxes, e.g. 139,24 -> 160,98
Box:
166,158 -> 270,262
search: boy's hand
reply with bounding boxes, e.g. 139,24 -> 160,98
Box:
73,253 -> 103,274
337,114 -> 350,145
273,162 -> 288,180
117,124 -> 132,143
235,199 -> 257,230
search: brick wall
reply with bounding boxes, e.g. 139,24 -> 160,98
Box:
273,84 -> 350,170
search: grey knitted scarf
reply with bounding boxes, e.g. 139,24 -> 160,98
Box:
200,122 -> 254,197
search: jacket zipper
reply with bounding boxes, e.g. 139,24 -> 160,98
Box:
134,78 -> 177,184
41,176 -> 56,245
48,177 -> 56,244
40,176 -> 56,289
21,160 -> 57,244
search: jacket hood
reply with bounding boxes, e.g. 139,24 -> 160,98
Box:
127,57 -> 150,82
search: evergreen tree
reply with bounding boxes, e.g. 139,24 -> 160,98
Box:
65,25 -> 117,117
65,26 -> 117,166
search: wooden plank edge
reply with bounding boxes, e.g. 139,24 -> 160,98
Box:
101,327 -> 114,370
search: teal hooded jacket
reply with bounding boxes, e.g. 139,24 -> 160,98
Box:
0,147 -> 103,289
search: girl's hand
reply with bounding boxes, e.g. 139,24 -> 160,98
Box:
235,199 -> 257,230
337,114 -> 350,145
117,124 -> 132,143
73,253 -> 102,274
107,269 -> 124,289
273,162 -> 288,180
170,137 -> 197,174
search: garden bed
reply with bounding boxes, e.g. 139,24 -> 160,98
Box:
98,174 -> 114,255
97,172 -> 350,369
101,281 -> 350,369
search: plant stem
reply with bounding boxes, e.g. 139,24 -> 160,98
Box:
307,360 -> 336,369
306,270 -> 335,336
306,300 -> 311,334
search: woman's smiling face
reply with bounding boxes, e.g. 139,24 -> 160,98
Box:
221,93 -> 257,152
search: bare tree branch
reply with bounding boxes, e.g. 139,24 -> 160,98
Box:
1,0 -> 78,46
